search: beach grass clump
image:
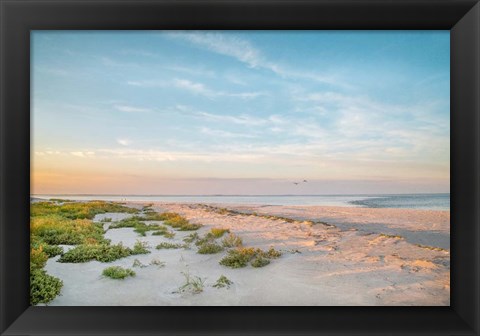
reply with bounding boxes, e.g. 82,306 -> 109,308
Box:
414,244 -> 448,252
221,233 -> 243,248
41,244 -> 64,258
183,232 -> 199,244
219,247 -> 258,268
100,217 -> 112,223
31,201 -> 138,220
197,242 -> 224,254
57,243 -> 133,263
109,217 -> 167,237
262,247 -> 282,259
213,275 -> 233,289
30,246 -> 49,270
132,240 -> 150,255
30,246 -> 63,305
159,212 -> 202,231
208,227 -> 230,238
177,271 -> 205,294
251,256 -> 271,268
219,246 -> 282,268
156,242 -> 185,249
102,266 -> 135,280
379,233 -> 403,239
31,215 -> 107,245
30,268 -> 63,305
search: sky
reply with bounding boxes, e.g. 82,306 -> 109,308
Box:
31,31 -> 450,195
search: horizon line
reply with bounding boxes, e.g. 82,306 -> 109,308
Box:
32,192 -> 450,197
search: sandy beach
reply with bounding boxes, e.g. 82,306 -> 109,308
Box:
42,202 -> 450,306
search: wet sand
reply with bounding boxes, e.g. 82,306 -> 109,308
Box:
44,202 -> 450,306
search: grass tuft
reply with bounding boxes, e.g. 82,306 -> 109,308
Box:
102,266 -> 135,279
221,233 -> 243,248
176,271 -> 205,294
197,242 -> 224,254
132,240 -> 150,255
213,275 -> 233,289
209,228 -> 230,238
156,242 -> 185,249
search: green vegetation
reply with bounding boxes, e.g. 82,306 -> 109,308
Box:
379,233 -> 403,239
197,242 -> 224,254
177,271 -> 205,294
209,227 -> 230,238
30,268 -> 63,305
161,213 -> 202,231
102,266 -> 135,279
263,247 -> 282,259
31,215 -> 107,245
30,201 -> 141,304
58,243 -> 132,263
31,201 -> 138,220
109,217 -> 168,237
221,233 -> 243,248
30,246 -> 63,305
156,242 -> 185,249
414,244 -> 448,252
183,232 -> 199,244
219,247 -> 258,268
132,240 -> 150,255
213,275 -> 232,289
251,256 -> 270,268
219,247 -> 282,268
100,217 -> 112,223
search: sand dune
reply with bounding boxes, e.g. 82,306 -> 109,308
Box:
44,202 -> 449,306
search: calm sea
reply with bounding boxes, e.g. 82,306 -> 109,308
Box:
33,193 -> 450,211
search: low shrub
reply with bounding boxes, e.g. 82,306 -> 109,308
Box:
102,266 -> 135,279
30,268 -> 63,305
197,242 -> 224,254
31,215 -> 106,245
183,232 -> 199,244
156,242 -> 185,249
58,243 -> 132,263
132,241 -> 150,255
221,233 -> 243,248
251,256 -> 270,268
219,247 -> 257,268
209,228 -> 230,238
213,275 -> 233,289
219,247 -> 281,268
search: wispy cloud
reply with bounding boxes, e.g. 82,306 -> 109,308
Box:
200,127 -> 257,138
70,151 -> 95,158
116,138 -> 131,146
127,78 -> 265,100
114,105 -> 152,113
168,31 -> 343,87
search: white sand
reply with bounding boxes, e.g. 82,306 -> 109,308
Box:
44,203 -> 450,306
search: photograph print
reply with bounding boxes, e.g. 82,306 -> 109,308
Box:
30,31 -> 450,306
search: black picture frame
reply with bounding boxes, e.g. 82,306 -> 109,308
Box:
1,0 -> 479,335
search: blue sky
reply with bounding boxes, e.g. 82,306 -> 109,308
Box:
31,31 -> 450,195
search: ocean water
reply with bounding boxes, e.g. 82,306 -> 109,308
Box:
33,193 -> 450,211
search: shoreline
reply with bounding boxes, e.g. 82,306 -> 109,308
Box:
41,201 -> 450,306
